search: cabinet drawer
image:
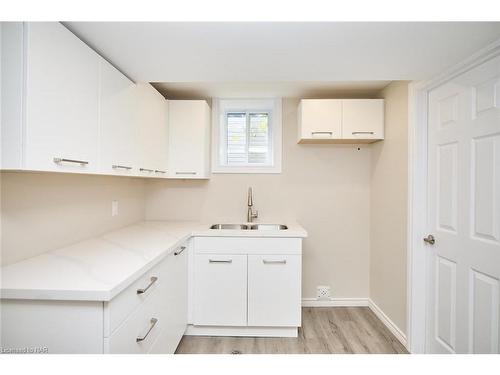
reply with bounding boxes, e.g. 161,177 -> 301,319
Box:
193,254 -> 247,326
106,255 -> 167,335
248,254 -> 302,327
107,285 -> 166,354
194,237 -> 302,254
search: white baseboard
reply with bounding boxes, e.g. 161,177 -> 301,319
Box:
367,299 -> 407,349
301,297 -> 408,349
301,297 -> 369,307
185,325 -> 298,338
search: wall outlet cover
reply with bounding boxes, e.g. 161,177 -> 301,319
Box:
111,200 -> 119,217
316,285 -> 331,300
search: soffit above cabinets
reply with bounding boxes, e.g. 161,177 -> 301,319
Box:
152,81 -> 392,100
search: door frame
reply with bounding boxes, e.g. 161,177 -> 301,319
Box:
406,38 -> 500,354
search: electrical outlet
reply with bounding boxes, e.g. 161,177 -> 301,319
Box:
111,200 -> 119,217
316,285 -> 331,300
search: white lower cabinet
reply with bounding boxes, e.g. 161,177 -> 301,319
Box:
247,255 -> 301,327
190,237 -> 302,336
193,254 -> 247,326
0,241 -> 189,354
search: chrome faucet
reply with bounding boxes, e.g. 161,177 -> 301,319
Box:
247,187 -> 258,223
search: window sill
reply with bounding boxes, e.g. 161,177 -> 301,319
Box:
212,166 -> 282,174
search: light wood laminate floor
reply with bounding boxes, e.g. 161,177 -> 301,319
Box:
175,307 -> 408,354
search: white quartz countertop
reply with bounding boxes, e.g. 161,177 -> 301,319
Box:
1,220 -> 307,301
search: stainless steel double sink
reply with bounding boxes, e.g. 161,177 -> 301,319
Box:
209,224 -> 288,230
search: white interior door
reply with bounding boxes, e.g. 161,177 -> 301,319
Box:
426,55 -> 500,353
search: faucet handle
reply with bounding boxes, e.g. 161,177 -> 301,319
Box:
252,210 -> 258,219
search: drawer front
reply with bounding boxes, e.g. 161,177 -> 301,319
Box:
106,243 -> 187,335
106,257 -> 166,335
108,285 -> 166,354
248,254 -> 302,327
194,237 -> 301,254
193,254 -> 247,326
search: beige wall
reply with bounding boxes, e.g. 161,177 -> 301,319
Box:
0,172 -> 146,266
370,81 -> 409,333
145,98 -> 372,299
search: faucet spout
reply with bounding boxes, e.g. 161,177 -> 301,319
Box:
246,187 -> 258,223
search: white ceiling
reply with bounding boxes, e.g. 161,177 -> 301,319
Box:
65,22 -> 500,97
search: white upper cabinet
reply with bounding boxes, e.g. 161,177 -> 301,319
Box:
135,84 -> 168,178
1,22 -> 101,173
167,100 -> 210,179
99,61 -> 137,175
297,99 -> 384,144
298,99 -> 342,142
342,99 -> 384,140
1,22 -> 169,179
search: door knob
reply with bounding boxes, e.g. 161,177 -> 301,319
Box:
423,234 -> 435,245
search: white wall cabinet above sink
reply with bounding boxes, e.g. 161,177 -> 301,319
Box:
297,99 -> 384,144
167,100 -> 211,179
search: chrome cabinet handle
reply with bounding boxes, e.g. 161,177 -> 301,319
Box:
136,276 -> 158,294
175,171 -> 197,175
174,246 -> 186,256
140,168 -> 154,172
311,131 -> 333,135
112,165 -> 132,170
352,131 -> 375,135
136,318 -> 158,343
263,260 -> 287,264
209,259 -> 232,263
155,170 -> 166,174
53,157 -> 88,166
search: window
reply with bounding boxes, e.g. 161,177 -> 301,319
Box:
212,99 -> 282,173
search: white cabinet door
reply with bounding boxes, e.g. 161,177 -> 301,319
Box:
342,99 -> 384,140
193,254 -> 247,326
99,61 -> 137,175
24,22 -> 100,173
167,100 -> 210,179
135,83 -> 168,178
149,243 -> 188,353
248,255 -> 301,327
298,99 -> 342,142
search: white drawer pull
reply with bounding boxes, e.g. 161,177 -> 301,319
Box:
174,246 -> 186,256
263,260 -> 287,264
136,318 -> 158,343
136,276 -> 158,294
209,259 -> 232,264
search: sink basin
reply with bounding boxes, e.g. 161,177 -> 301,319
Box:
250,224 -> 288,230
209,223 -> 288,230
209,224 -> 249,230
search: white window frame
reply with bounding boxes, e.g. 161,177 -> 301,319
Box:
212,98 -> 282,174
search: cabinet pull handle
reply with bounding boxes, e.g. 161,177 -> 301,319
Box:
352,131 -> 375,135
53,157 -> 88,166
136,318 -> 158,343
174,246 -> 186,256
263,260 -> 287,264
136,276 -> 158,294
140,168 -> 154,172
155,170 -> 166,174
311,131 -> 333,136
112,165 -> 132,170
209,259 -> 232,264
175,171 -> 197,175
